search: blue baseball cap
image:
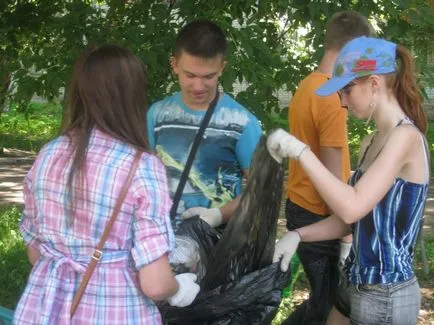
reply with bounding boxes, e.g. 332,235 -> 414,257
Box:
316,36 -> 397,97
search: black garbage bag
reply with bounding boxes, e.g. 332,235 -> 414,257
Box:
161,262 -> 289,325
160,136 -> 291,325
169,217 -> 222,281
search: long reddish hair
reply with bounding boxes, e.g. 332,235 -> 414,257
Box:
385,45 -> 427,134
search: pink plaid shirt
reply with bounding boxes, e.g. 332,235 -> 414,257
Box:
13,128 -> 174,325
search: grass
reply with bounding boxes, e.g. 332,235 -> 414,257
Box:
0,102 -> 61,153
0,206 -> 31,309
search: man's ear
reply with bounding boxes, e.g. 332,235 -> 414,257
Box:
219,60 -> 227,77
171,56 -> 179,74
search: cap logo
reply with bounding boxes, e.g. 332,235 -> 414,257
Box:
352,59 -> 377,73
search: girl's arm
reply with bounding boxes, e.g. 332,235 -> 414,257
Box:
297,214 -> 352,242
273,214 -> 351,272
139,254 -> 178,301
139,254 -> 200,307
27,246 -> 41,265
298,125 -> 418,223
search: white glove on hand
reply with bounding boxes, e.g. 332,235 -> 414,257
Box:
339,241 -> 352,267
167,273 -> 200,307
266,129 -> 309,163
272,231 -> 301,272
181,207 -> 223,228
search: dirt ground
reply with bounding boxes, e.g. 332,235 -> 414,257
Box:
0,148 -> 35,206
1,148 -> 433,323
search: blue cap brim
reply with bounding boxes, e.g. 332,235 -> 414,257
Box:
315,76 -> 356,97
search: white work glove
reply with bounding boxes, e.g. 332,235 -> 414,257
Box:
266,129 -> 309,163
339,241 -> 352,267
167,273 -> 200,307
181,207 -> 223,228
272,231 -> 301,272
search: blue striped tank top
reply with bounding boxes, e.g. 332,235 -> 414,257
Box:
346,122 -> 429,285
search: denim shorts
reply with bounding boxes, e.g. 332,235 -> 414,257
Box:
335,275 -> 421,325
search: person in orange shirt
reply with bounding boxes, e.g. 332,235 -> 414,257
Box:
283,11 -> 374,325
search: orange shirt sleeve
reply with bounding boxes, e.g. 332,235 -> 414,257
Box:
317,94 -> 348,148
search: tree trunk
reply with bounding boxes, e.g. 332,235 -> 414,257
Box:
0,74 -> 11,115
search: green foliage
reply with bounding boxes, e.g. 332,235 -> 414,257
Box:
415,235 -> 434,280
427,120 -> 434,173
0,206 -> 31,309
0,102 -> 61,152
1,0 -> 433,131
377,0 -> 434,99
347,116 -> 375,169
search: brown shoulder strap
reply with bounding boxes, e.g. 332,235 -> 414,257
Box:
70,151 -> 142,317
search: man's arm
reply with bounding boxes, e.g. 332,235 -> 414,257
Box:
219,113 -> 261,223
185,113 -> 261,227
182,170 -> 249,226
219,196 -> 241,223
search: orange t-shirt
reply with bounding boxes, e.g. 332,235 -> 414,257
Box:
287,72 -> 351,216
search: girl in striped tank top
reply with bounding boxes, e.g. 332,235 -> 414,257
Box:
268,37 -> 429,325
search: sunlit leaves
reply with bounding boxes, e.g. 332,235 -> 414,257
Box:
0,0 -> 432,130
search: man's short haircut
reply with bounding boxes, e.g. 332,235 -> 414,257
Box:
324,11 -> 375,51
174,19 -> 227,58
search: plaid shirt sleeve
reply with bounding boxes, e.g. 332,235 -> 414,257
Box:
131,154 -> 175,270
19,164 -> 41,250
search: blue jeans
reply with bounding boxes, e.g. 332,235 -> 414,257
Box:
335,275 -> 421,325
282,200 -> 340,325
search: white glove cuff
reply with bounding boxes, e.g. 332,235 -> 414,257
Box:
294,144 -> 309,161
202,208 -> 222,228
212,208 -> 223,225
340,241 -> 352,258
167,282 -> 184,307
292,229 -> 302,241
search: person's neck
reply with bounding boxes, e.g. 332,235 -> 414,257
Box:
373,96 -> 407,136
316,50 -> 339,77
182,89 -> 219,111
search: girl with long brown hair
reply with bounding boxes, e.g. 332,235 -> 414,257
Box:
14,45 -> 199,325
